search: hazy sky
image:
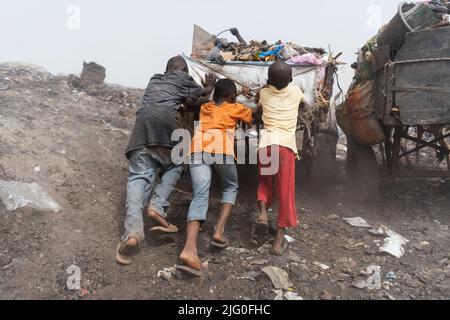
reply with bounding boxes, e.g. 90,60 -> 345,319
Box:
1,0 -> 399,90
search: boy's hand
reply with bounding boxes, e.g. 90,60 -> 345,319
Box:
202,73 -> 217,88
241,84 -> 252,99
255,90 -> 261,105
253,105 -> 263,126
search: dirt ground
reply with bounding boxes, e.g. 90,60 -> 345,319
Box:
0,63 -> 449,300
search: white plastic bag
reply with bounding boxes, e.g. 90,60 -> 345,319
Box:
0,181 -> 61,212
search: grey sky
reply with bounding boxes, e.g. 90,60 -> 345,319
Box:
1,0 -> 399,90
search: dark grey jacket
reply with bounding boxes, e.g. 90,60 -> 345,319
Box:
125,71 -> 204,158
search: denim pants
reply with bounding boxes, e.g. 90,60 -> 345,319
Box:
122,147 -> 183,243
187,153 -> 239,222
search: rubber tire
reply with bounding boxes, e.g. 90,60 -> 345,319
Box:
310,130 -> 339,192
346,136 -> 380,202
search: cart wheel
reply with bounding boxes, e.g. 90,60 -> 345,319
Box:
310,129 -> 339,191
347,136 -> 380,201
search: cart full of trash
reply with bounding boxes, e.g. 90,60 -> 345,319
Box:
182,25 -> 343,189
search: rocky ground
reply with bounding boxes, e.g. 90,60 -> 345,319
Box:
0,63 -> 449,300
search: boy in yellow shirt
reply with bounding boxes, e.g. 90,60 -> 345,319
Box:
255,62 -> 304,256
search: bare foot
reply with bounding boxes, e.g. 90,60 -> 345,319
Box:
212,229 -> 226,245
148,209 -> 170,228
272,242 -> 283,256
179,250 -> 203,271
271,228 -> 287,256
119,237 -> 138,255
257,212 -> 269,224
255,213 -> 270,235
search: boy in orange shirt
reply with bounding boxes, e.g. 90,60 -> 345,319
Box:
177,79 -> 253,275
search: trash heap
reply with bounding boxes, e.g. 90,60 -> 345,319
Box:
337,0 -> 449,147
208,38 -> 327,65
220,39 -> 325,62
68,61 -> 141,109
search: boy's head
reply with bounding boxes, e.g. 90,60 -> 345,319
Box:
166,56 -> 189,73
213,79 -> 237,104
268,61 -> 293,90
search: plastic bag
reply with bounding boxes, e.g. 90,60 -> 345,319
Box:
288,53 -> 325,66
281,44 -> 300,60
0,181 -> 61,212
344,81 -> 385,146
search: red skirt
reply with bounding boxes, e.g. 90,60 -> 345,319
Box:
257,145 -> 298,229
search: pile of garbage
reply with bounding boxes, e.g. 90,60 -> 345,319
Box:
219,40 -> 325,63
68,61 -> 142,109
68,61 -> 105,91
0,62 -> 51,88
204,28 -> 326,65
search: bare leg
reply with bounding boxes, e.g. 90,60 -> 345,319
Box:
272,228 -> 286,255
254,201 -> 270,236
257,201 -> 269,223
179,221 -> 203,271
213,203 -> 233,244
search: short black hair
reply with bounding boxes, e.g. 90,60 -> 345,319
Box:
268,61 -> 293,90
213,79 -> 237,101
166,56 -> 188,73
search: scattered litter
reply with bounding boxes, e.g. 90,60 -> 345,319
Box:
320,290 -> 333,300
103,123 -> 131,136
225,247 -> 250,255
262,266 -> 293,290
379,226 -> 409,258
284,235 -> 296,243
353,265 -> 381,291
314,262 -> 330,270
286,251 -> 304,264
326,214 -> 340,220
248,259 -> 270,267
0,181 -> 62,212
157,267 -> 177,282
257,244 -> 272,254
284,292 -> 303,300
231,271 -> 261,281
386,271 -> 397,281
343,217 -> 373,228
34,166 -> 41,173
368,227 -> 385,236
386,294 -> 396,300
79,288 -> 96,297
273,290 -> 284,300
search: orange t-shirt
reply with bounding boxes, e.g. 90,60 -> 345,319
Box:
191,102 -> 253,157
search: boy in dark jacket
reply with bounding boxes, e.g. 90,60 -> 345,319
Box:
116,56 -> 215,265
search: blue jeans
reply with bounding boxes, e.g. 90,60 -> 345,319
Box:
187,153 -> 239,222
122,147 -> 183,243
